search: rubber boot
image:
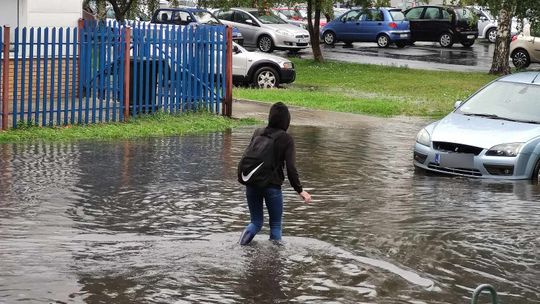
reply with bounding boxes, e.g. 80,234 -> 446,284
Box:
239,228 -> 255,245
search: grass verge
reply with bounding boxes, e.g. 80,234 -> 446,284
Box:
0,112 -> 258,143
234,59 -> 498,118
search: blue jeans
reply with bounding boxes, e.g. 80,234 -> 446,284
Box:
244,185 -> 283,240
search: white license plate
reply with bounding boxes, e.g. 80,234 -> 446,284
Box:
467,35 -> 475,39
298,38 -> 309,43
400,34 -> 408,38
436,153 -> 474,169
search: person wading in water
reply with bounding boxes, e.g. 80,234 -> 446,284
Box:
237,102 -> 312,245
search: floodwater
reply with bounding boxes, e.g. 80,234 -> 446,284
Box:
0,121 -> 539,304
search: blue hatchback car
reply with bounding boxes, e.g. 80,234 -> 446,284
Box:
321,8 -> 410,48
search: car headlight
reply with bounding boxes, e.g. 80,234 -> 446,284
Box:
276,29 -> 293,36
416,128 -> 431,147
281,61 -> 293,69
485,143 -> 523,157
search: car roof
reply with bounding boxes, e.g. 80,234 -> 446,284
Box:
158,7 -> 209,13
499,72 -> 540,85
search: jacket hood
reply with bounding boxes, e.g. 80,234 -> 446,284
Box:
268,102 -> 290,131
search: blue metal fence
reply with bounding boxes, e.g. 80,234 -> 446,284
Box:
128,22 -> 227,116
0,21 -> 229,130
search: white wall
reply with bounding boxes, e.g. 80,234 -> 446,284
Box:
26,0 -> 82,27
0,0 -> 20,27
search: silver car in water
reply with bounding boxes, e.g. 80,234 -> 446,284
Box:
214,7 -> 310,53
414,72 -> 540,180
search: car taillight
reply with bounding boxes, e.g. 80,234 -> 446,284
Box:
511,35 -> 517,42
389,22 -> 397,29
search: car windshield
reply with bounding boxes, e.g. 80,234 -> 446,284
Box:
194,11 -> 221,24
456,81 -> 540,123
279,9 -> 303,19
250,10 -> 287,24
389,10 -> 405,21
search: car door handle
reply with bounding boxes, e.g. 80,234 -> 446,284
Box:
378,22 -> 382,25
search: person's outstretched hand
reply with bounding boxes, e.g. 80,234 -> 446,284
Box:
300,191 -> 312,204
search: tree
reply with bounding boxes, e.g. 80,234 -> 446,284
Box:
107,0 -> 138,21
456,0 -> 540,75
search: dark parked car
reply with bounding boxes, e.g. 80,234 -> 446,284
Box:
403,5 -> 478,47
151,8 -> 244,45
321,8 -> 410,48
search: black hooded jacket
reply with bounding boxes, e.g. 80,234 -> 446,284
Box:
249,102 -> 303,193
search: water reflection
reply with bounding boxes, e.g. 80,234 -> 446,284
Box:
0,123 -> 539,303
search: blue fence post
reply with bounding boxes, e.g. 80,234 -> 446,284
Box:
35,28 -> 42,125
123,25 -> 131,121
12,27 -> 19,128
20,28 -> 27,124
223,26 -> 232,117
70,27 -> 77,125
0,26 -> 3,130
28,28 -> 34,124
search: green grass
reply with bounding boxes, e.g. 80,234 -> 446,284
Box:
0,112 -> 258,143
235,59 -> 498,118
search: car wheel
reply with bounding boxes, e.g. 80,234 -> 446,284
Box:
439,32 -> 454,48
395,41 -> 406,48
258,35 -> 274,53
486,27 -> 497,43
532,158 -> 540,181
377,34 -> 390,48
323,31 -> 336,45
253,66 -> 280,89
512,49 -> 531,69
461,39 -> 475,47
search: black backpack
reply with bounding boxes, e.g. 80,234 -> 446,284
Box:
237,129 -> 284,187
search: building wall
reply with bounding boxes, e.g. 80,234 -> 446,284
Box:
27,0 -> 83,28
0,0 -> 20,27
0,0 -> 83,29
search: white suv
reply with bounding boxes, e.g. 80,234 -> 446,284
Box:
232,43 -> 295,88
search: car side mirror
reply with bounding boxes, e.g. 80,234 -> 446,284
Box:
233,45 -> 240,53
454,100 -> 463,109
246,19 -> 254,25
479,16 -> 487,22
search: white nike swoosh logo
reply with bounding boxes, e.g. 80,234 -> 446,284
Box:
241,162 -> 264,182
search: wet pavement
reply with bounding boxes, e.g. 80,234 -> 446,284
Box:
1,105 -> 539,303
270,40 -> 540,72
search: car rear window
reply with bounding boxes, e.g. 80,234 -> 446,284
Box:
389,10 -> 405,21
454,7 -> 475,20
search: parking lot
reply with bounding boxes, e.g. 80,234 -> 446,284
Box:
266,40 -> 540,73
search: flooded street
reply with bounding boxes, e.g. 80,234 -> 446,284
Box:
0,117 -> 539,303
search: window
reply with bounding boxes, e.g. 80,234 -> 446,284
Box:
193,11 -> 221,25
423,7 -> 440,20
405,7 -> 424,20
216,10 -> 234,21
156,11 -> 173,22
389,10 -> 405,21
442,9 -> 451,20
249,10 -> 287,24
366,10 -> 384,21
172,11 -> 192,25
341,10 -> 361,22
234,11 -> 254,24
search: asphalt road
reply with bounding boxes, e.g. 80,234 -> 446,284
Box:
268,39 -> 540,73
